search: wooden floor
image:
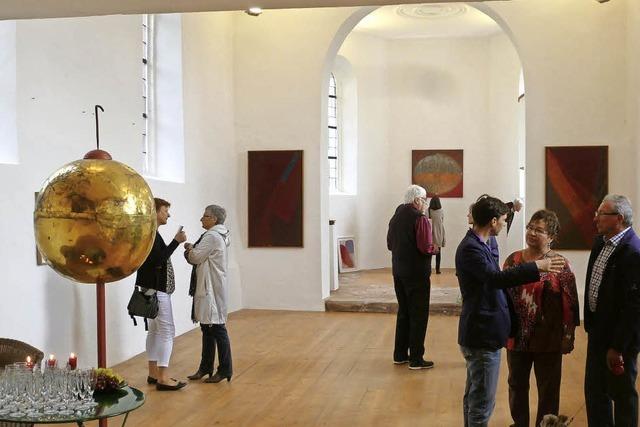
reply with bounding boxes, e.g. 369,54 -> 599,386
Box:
68,310 -> 590,426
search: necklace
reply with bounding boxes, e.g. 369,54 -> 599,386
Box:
523,248 -> 552,262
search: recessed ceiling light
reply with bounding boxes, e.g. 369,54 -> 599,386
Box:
245,7 -> 263,16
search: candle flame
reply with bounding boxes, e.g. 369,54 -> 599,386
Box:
26,356 -> 31,363
49,354 -> 55,360
70,352 -> 76,358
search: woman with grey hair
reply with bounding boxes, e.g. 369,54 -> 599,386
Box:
185,204 -> 233,383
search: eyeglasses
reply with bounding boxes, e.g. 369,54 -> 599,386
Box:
525,224 -> 548,235
594,211 -> 619,217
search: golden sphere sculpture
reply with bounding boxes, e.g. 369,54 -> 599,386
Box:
34,155 -> 156,283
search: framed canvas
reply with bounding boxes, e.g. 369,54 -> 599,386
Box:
412,150 -> 463,198
337,236 -> 357,273
248,150 -> 303,247
545,146 -> 608,250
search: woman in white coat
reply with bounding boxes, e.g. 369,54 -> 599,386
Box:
184,204 -> 233,383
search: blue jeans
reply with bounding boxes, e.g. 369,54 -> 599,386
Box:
461,346 -> 502,427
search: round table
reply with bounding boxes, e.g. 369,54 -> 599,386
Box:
0,386 -> 145,426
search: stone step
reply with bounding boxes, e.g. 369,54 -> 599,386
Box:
324,299 -> 461,315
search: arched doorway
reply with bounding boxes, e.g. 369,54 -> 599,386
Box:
321,3 -> 526,310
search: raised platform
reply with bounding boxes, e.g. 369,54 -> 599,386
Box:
325,268 -> 461,315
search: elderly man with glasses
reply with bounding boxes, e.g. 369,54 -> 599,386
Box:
386,184 -> 435,370
585,194 -> 640,427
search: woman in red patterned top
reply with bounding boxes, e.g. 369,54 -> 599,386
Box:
504,209 -> 580,427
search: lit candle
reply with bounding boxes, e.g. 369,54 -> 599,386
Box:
68,353 -> 77,370
47,354 -> 56,368
26,356 -> 34,370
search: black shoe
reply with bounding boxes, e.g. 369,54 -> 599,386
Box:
409,360 -> 434,370
147,376 -> 158,384
187,370 -> 211,380
436,270 -> 442,274
393,358 -> 409,365
204,372 -> 232,383
156,381 -> 187,391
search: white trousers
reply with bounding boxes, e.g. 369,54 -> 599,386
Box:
146,291 -> 175,367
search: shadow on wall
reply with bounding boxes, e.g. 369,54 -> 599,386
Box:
389,64 -> 455,100
43,268 -> 79,364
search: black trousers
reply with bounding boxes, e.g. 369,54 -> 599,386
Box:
507,350 -> 562,427
434,252 -> 441,273
393,275 -> 431,363
199,323 -> 233,376
585,335 -> 638,427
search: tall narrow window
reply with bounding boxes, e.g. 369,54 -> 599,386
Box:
141,14 -> 185,182
141,15 -> 153,175
328,73 -> 339,192
0,20 -> 18,164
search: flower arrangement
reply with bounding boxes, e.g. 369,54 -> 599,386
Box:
93,368 -> 125,392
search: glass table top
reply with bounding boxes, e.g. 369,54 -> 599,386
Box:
0,386 -> 145,424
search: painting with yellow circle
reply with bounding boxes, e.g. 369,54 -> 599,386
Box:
412,150 -> 463,198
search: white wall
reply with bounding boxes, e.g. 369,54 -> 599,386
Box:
331,32 -> 522,270
0,12 -> 239,367
630,0 -> 640,210
478,0 -> 630,300
233,8 -> 359,309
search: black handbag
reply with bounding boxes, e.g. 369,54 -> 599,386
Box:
127,286 -> 159,330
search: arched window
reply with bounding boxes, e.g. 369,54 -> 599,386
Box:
328,73 -> 340,192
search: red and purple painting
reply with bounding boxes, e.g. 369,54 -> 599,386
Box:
248,150 -> 303,247
545,146 -> 608,250
412,150 -> 463,198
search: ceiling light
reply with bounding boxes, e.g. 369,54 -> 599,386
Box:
245,7 -> 263,16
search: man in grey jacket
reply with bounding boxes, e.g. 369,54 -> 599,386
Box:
185,204 -> 233,384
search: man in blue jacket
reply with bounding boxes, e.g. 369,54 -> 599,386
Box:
455,195 -> 564,427
584,194 -> 640,426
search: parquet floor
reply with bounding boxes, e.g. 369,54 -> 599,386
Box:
62,310 -> 590,426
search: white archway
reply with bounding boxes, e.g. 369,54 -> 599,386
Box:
319,4 -> 527,298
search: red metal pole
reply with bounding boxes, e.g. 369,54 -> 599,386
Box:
97,279 -> 106,368
97,279 -> 108,427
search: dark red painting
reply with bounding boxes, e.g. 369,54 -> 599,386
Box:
248,150 -> 303,247
545,146 -> 608,250
412,150 -> 463,198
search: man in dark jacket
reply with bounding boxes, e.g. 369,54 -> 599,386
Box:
455,195 -> 563,427
584,194 -> 640,427
387,185 -> 434,370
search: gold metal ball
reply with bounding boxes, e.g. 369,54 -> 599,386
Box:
34,159 -> 156,283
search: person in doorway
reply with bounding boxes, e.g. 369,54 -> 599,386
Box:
584,194 -> 640,427
185,204 -> 233,383
504,209 -> 579,427
456,195 -> 565,427
135,197 -> 187,391
387,184 -> 435,370
428,195 -> 445,274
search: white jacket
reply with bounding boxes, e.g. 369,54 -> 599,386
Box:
188,224 -> 230,324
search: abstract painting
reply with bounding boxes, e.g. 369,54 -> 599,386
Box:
545,146 -> 608,250
337,236 -> 357,273
412,150 -> 463,198
248,150 -> 303,247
